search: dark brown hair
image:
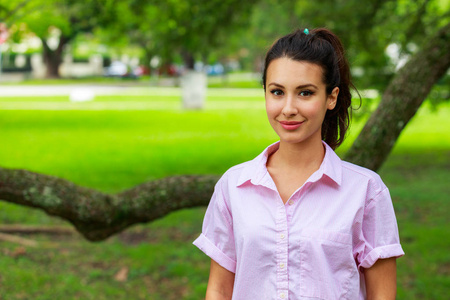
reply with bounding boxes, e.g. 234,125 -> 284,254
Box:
262,28 -> 356,149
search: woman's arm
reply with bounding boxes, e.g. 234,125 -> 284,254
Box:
206,259 -> 235,300
364,257 -> 397,300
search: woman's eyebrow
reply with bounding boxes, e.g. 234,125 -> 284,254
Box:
268,82 -> 284,88
296,84 -> 318,89
268,82 -> 318,89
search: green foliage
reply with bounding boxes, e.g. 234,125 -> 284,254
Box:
4,0 -> 115,38
292,0 -> 449,90
220,0 -> 300,70
3,0 -> 449,91
0,0 -> 39,24
2,0 -> 121,77
227,0 -> 449,92
101,0 -> 258,66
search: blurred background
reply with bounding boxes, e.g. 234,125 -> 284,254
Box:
0,0 -> 449,299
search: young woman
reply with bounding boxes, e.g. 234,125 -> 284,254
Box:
193,28 -> 404,299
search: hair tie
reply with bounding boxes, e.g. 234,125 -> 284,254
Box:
304,28 -> 309,35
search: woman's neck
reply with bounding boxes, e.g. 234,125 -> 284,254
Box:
269,138 -> 325,172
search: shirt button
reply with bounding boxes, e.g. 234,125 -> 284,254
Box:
280,234 -> 285,239
280,293 -> 285,299
280,263 -> 285,269
288,200 -> 294,205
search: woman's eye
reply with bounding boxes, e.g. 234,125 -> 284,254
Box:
300,90 -> 313,97
270,89 -> 283,96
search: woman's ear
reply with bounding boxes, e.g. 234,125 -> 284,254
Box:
327,87 -> 339,110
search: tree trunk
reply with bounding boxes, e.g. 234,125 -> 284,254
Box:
41,35 -> 70,79
181,49 -> 195,70
141,46 -> 153,70
344,23 -> 450,171
0,166 -> 218,241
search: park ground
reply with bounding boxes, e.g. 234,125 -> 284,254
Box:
0,82 -> 449,299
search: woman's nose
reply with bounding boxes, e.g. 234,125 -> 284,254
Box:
282,96 -> 298,117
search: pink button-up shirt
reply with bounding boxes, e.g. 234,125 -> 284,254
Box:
193,142 -> 404,299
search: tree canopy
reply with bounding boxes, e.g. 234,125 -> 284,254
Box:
235,0 -> 450,90
2,0 -> 118,77
98,0 -> 258,68
4,0 -> 449,83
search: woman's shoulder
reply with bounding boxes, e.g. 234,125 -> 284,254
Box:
218,147 -> 269,188
340,160 -> 381,180
220,159 -> 256,184
340,160 -> 387,193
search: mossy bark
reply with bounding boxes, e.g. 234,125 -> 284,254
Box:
345,24 -> 450,171
0,167 -> 218,241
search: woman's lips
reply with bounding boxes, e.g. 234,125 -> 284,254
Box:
279,121 -> 304,130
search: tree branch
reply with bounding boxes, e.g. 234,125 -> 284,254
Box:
0,0 -> 31,23
0,167 -> 218,241
345,23 -> 450,170
0,232 -> 38,247
0,224 -> 74,235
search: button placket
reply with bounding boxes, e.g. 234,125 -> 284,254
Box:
276,199 -> 289,299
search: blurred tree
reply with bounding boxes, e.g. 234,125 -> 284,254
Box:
155,0 -> 257,69
0,0 -> 34,24
232,0 -> 299,70
4,0 -> 118,78
345,22 -> 450,170
0,1 -> 448,240
100,0 -> 258,69
236,0 -> 449,91
98,0 -> 259,108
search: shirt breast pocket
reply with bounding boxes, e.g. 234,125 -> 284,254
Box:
297,228 -> 359,299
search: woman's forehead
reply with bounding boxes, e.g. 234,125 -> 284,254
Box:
266,58 -> 325,87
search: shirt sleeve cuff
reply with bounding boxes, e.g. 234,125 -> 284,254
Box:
358,244 -> 405,270
193,233 -> 236,273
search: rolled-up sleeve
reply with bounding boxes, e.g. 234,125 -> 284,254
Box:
356,188 -> 405,270
193,178 -> 237,273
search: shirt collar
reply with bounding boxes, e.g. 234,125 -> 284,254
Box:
237,141 -> 342,187
319,141 -> 342,185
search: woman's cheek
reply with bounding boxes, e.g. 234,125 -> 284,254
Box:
304,101 -> 327,118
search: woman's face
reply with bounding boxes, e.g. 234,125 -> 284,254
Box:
265,57 -> 338,146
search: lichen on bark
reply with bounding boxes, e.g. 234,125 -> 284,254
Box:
0,166 -> 218,241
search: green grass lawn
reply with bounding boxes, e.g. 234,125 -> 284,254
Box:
0,92 -> 449,299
